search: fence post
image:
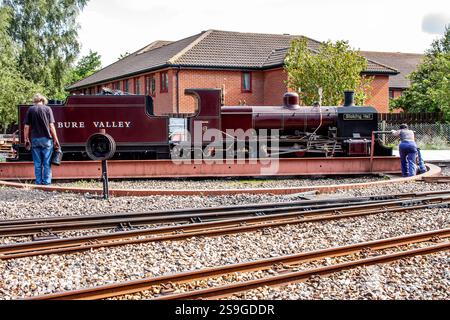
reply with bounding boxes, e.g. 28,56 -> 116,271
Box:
381,121 -> 386,144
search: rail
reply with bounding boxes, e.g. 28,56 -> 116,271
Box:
25,228 -> 450,300
1,193 -> 449,260
1,189 -> 448,237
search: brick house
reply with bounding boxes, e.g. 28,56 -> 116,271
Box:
361,51 -> 424,100
68,30 -> 400,114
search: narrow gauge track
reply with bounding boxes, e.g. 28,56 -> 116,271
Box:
1,193 -> 449,260
1,190 -> 449,237
25,228 -> 450,300
423,176 -> 450,183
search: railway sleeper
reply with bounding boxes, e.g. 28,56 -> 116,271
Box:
190,217 -> 203,224
32,229 -> 59,242
401,200 -> 424,207
115,222 -> 136,232
427,203 -> 449,209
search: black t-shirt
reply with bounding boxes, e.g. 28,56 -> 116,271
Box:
24,105 -> 55,139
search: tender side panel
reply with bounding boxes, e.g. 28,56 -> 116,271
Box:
19,104 -> 169,146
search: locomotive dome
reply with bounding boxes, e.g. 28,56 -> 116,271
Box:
283,92 -> 300,109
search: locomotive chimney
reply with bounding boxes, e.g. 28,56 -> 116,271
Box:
343,91 -> 355,107
283,92 -> 300,109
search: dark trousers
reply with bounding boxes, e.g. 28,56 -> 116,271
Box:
399,141 -> 418,177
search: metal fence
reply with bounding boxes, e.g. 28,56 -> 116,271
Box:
378,112 -> 445,124
378,122 -> 450,150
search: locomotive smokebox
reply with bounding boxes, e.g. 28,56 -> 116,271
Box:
283,92 -> 300,109
343,91 -> 355,107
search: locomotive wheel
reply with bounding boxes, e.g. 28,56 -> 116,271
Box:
259,143 -> 269,158
170,145 -> 191,160
294,151 -> 306,157
86,133 -> 116,161
203,146 -> 216,159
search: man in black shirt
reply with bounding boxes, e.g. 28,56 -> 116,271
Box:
24,94 -> 60,185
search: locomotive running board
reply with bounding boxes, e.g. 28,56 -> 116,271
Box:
0,157 -> 401,181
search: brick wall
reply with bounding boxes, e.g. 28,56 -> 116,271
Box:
263,68 -> 288,105
177,69 -> 265,113
365,75 -> 390,113
71,68 -> 392,113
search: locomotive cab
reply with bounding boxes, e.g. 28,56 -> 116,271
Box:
336,94 -> 392,157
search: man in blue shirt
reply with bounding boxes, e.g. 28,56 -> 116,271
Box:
24,94 -> 60,185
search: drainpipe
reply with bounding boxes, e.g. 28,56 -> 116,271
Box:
176,67 -> 181,114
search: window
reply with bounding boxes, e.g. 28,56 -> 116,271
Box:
134,78 -> 141,94
114,81 -> 121,91
151,77 -> 156,95
241,72 -> 252,92
124,79 -> 129,93
97,85 -> 102,93
160,71 -> 169,93
145,76 -> 151,95
389,90 -> 395,99
145,76 -> 156,96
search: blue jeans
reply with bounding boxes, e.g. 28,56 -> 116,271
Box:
417,149 -> 427,174
31,137 -> 54,185
399,141 -> 418,177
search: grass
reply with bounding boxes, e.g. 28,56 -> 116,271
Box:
416,135 -> 450,150
226,179 -> 268,187
385,135 -> 450,150
71,179 -> 100,188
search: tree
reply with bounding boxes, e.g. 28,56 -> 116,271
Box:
0,6 -> 42,133
67,50 -> 102,85
2,0 -> 88,99
390,26 -> 450,119
285,38 -> 372,106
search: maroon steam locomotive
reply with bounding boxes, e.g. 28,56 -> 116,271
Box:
13,89 -> 392,160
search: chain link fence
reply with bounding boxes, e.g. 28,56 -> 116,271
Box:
378,122 -> 450,150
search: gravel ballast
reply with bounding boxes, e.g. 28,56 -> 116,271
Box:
53,175 -> 385,190
0,174 -> 449,300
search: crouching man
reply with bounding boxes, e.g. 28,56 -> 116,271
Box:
391,124 -> 418,177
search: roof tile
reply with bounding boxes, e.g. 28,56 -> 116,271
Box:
360,51 -> 424,88
68,30 -> 400,90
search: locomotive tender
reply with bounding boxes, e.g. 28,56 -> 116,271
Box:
14,88 -> 392,160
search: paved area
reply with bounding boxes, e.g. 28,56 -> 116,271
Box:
393,150 -> 450,162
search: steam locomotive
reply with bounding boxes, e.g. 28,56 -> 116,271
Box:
13,88 -> 392,161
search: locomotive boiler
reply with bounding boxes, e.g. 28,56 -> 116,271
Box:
220,91 -> 391,158
12,88 -> 392,161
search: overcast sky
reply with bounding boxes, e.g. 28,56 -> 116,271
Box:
77,0 -> 450,66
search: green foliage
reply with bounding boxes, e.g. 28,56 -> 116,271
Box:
284,38 -> 371,106
2,0 -> 88,99
67,50 -> 102,86
390,26 -> 450,120
416,135 -> 450,150
0,6 -> 42,133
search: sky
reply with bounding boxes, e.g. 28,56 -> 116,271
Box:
77,0 -> 450,66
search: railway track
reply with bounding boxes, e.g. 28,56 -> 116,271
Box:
1,191 -> 449,260
1,189 -> 449,237
423,176 -> 450,183
25,228 -> 450,300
